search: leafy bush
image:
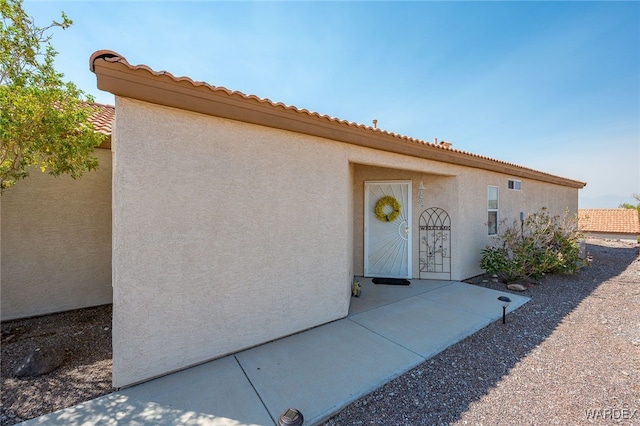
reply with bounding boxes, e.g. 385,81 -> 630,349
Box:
480,207 -> 584,283
480,247 -> 521,283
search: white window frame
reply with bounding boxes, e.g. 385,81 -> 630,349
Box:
487,185 -> 499,235
508,179 -> 522,191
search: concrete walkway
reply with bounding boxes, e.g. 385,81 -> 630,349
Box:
21,279 -> 529,426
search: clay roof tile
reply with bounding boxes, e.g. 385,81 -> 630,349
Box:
578,209 -> 640,234
89,50 -> 587,188
86,102 -> 114,136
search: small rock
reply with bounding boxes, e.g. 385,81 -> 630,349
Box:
14,346 -> 65,377
507,284 -> 526,292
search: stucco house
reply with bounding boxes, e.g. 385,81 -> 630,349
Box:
1,49 -> 587,388
88,50 -> 587,388
579,208 -> 640,241
1,104 -> 114,321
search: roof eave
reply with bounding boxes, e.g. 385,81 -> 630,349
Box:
90,53 -> 586,189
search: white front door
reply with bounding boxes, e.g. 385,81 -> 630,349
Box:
364,181 -> 412,278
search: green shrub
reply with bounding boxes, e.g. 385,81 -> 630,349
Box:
479,247 -> 522,283
480,207 -> 585,283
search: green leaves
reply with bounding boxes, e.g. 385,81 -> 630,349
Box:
0,0 -> 104,190
480,208 -> 585,284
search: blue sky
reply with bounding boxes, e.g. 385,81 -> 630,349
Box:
24,1 -> 639,208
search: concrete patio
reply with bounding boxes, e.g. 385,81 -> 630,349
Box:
21,278 -> 529,426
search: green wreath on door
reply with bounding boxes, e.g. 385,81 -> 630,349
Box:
374,195 -> 401,222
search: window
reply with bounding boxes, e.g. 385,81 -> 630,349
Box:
508,179 -> 521,190
487,186 -> 498,235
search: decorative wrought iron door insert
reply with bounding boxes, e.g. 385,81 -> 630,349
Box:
419,207 -> 451,279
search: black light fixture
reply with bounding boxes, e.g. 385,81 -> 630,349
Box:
278,408 -> 304,426
498,296 -> 511,324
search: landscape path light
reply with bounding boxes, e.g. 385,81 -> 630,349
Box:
498,296 -> 511,324
278,408 -> 304,426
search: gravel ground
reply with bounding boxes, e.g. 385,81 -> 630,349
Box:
1,238 -> 638,426
325,239 -> 640,425
1,305 -> 112,426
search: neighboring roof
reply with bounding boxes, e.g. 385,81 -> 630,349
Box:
87,103 -> 114,136
86,103 -> 114,149
579,209 -> 640,234
89,50 -> 586,189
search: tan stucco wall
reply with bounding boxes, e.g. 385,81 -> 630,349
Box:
112,98 -> 353,387
112,97 -> 580,387
583,232 -> 639,242
350,162 -> 579,281
1,149 -> 112,320
453,167 -> 579,280
351,164 -> 459,279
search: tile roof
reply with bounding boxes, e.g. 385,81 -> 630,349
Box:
87,102 -> 114,135
578,209 -> 640,234
89,50 -> 586,189
89,51 -> 473,147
